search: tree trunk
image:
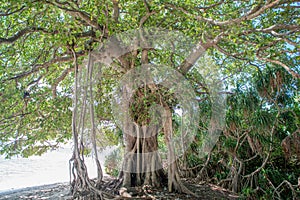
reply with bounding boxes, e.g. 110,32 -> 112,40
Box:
120,106 -> 195,196
122,123 -> 167,188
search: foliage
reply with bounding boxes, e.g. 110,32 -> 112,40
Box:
129,85 -> 177,126
196,66 -> 300,198
104,146 -> 123,177
0,0 -> 299,198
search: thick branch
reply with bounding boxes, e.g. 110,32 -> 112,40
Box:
178,33 -> 223,74
112,0 -> 120,22
0,27 -> 96,45
0,27 -> 34,44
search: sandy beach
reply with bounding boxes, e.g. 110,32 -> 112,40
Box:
0,182 -> 71,200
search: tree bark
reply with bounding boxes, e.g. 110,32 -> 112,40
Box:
122,123 -> 166,188
163,106 -> 193,194
120,105 -> 195,196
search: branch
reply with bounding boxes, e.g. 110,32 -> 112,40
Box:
139,11 -> 156,27
273,180 -> 297,200
0,27 -> 95,45
45,0 -> 102,30
69,10 -> 102,30
250,37 -> 300,79
196,0 -> 225,11
200,0 -> 280,26
283,38 -> 299,47
52,67 -> 74,98
257,43 -> 300,79
242,24 -> 300,37
167,1 -> 281,26
112,0 -> 120,22
0,5 -> 26,16
214,44 -> 249,61
143,0 -> 151,12
0,111 -> 32,124
0,27 -> 35,44
255,24 -> 299,33
4,51 -> 86,81
178,33 -> 224,74
73,29 -> 96,38
258,56 -> 300,79
27,75 -> 43,89
243,108 -> 279,179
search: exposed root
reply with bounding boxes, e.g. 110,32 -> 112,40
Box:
164,106 -> 198,198
273,180 -> 298,200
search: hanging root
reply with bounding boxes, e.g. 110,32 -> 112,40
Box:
69,151 -> 101,199
69,151 -> 119,200
163,106 -> 198,198
167,156 -> 199,198
69,49 -> 118,200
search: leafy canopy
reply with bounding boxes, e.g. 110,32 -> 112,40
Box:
0,1 -> 299,159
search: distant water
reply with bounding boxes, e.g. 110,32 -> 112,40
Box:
0,146 -> 115,192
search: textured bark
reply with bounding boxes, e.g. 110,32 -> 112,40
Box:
120,106 -> 195,196
163,107 -> 195,195
122,124 -> 166,188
